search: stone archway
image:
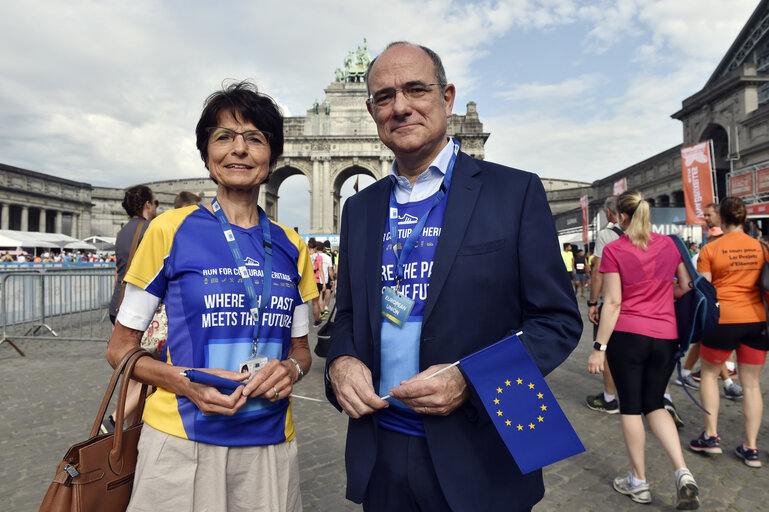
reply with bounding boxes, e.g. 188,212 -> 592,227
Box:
262,164 -> 311,225
699,123 -> 729,200
331,163 -> 380,232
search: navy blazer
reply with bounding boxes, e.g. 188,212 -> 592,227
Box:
325,151 -> 582,511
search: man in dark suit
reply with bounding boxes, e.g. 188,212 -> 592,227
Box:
325,41 -> 582,512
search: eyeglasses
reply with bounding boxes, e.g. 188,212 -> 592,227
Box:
367,82 -> 440,108
206,127 -> 272,148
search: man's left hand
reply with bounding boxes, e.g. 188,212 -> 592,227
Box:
388,364 -> 469,416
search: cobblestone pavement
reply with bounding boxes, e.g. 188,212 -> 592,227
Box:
1,299 -> 766,511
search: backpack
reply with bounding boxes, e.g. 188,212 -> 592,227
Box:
669,234 -> 719,412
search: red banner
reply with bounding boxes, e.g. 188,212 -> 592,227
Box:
580,195 -> 588,244
746,202 -> 769,215
729,173 -> 753,196
757,168 -> 769,193
681,142 -> 715,226
612,178 -> 627,196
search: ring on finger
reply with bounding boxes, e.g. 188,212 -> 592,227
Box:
273,386 -> 279,399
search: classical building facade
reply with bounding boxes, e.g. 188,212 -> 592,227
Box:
18,10 -> 769,245
91,42 -> 491,238
552,0 -> 769,243
0,163 -> 91,238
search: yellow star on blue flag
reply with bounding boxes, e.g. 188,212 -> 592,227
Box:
459,334 -> 585,474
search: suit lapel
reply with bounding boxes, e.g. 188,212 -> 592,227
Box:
364,178 -> 392,343
422,153 -> 481,325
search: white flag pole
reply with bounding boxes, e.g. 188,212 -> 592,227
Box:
379,331 -> 524,400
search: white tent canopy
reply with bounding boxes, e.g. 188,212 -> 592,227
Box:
0,230 -> 96,250
0,233 -> 23,247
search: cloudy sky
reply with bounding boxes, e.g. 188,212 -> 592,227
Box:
0,0 -> 760,233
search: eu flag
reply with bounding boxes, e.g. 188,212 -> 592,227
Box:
460,334 -> 584,474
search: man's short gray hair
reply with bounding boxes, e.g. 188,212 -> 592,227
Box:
604,196 -> 618,216
364,41 -> 447,96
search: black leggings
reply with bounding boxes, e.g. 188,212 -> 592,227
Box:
606,331 -> 676,415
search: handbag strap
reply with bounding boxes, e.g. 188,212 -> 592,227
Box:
108,350 -> 151,474
116,219 -> 148,310
668,234 -> 699,285
88,348 -> 148,438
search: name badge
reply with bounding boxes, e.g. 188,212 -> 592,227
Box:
381,286 -> 414,327
238,356 -> 269,382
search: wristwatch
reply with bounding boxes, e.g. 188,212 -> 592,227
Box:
593,342 -> 607,351
587,300 -> 598,307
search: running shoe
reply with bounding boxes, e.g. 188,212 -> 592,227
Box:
664,398 -> 685,429
689,431 -> 722,454
585,392 -> 619,414
735,445 -> 761,468
675,374 -> 699,390
313,320 -> 322,327
612,473 -> 651,504
675,469 -> 700,510
724,382 -> 743,400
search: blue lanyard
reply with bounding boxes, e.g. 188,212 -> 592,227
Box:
212,198 -> 272,357
388,141 -> 459,289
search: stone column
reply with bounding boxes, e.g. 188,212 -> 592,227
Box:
258,188 -> 267,213
71,213 -> 79,238
39,208 -> 46,232
1,204 -> 8,230
380,157 -> 391,179
55,211 -> 63,234
310,158 -> 321,233
321,158 -> 333,233
20,206 -> 29,232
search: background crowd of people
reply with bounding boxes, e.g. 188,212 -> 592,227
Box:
576,191 -> 767,510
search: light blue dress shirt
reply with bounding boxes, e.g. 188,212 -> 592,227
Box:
388,139 -> 454,204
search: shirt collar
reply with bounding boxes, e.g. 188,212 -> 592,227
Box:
388,138 -> 454,185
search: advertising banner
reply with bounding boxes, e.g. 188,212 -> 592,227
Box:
746,202 -> 769,215
580,195 -> 588,243
681,142 -> 715,226
757,168 -> 769,194
729,173 -> 753,196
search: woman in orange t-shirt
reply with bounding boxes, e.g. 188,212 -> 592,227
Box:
691,197 -> 768,468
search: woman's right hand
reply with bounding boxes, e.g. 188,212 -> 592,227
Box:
587,350 -> 606,375
180,368 -> 250,416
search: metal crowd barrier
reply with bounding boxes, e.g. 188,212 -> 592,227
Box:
0,265 -> 115,356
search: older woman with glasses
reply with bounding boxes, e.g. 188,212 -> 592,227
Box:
106,81 -> 318,512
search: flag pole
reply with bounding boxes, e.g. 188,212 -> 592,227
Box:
380,361 -> 459,400
380,331 -> 523,400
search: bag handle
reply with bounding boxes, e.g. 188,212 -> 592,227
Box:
109,350 -> 151,474
668,234 -> 699,284
89,347 -> 144,438
668,234 -> 711,415
87,349 -> 151,472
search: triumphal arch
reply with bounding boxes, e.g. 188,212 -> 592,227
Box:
262,40 -> 489,234
96,41 -> 489,237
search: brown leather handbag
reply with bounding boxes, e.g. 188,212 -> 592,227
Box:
39,348 -> 151,512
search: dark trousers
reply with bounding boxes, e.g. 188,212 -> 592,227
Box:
362,428 -> 451,512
